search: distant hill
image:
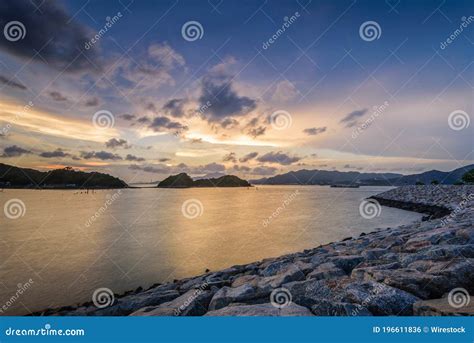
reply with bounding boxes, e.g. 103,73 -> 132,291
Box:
250,169 -> 402,186
250,164 -> 474,186
158,173 -> 251,188
0,163 -> 128,189
390,164 -> 474,185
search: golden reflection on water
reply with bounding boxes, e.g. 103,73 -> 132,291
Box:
0,186 -> 423,314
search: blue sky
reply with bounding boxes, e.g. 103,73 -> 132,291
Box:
0,0 -> 473,182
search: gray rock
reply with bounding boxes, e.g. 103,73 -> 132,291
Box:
283,278 -> 348,308
307,262 -> 346,280
414,298 -> 474,316
208,284 -> 263,311
205,303 -> 313,316
345,281 -> 420,315
310,300 -> 372,316
328,255 -> 365,273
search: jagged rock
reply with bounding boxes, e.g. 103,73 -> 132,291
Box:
328,255 -> 365,273
130,289 -> 214,316
283,278 -> 348,308
344,281 -> 420,315
310,300 -> 372,316
205,303 -> 313,316
414,298 -> 474,316
307,262 -> 346,280
208,285 -> 264,311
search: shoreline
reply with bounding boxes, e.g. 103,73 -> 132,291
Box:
30,185 -> 474,316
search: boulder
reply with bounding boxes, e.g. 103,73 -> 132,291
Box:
328,255 -> 365,273
208,285 -> 264,311
310,300 -> 372,316
414,298 -> 474,316
307,262 -> 346,280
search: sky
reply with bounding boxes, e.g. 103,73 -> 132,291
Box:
0,0 -> 473,183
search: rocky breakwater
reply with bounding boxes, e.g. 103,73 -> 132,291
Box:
38,185 -> 474,316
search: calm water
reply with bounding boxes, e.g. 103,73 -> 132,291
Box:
0,186 -> 422,315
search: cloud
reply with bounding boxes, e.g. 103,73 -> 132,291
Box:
303,126 -> 327,135
0,0 -> 99,72
339,109 -> 368,128
247,126 -> 266,138
129,162 -> 225,175
257,151 -> 301,165
198,72 -> 257,122
158,158 -> 171,162
105,138 -> 130,149
252,166 -> 277,175
0,75 -> 26,90
232,165 -> 251,172
137,116 -> 150,124
80,151 -> 122,160
125,154 -> 145,162
39,148 -> 70,158
1,145 -> 32,157
239,152 -> 258,162
84,97 -> 99,107
49,91 -> 68,102
129,164 -> 170,174
221,118 -> 239,129
162,98 -> 187,118
120,114 -> 136,121
149,116 -> 187,132
223,152 -> 237,163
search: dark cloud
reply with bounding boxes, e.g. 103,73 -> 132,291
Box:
39,148 -> 70,158
84,97 -> 99,107
257,151 -> 301,165
0,75 -> 26,90
149,116 -> 187,132
129,162 -> 225,175
221,118 -> 239,129
105,138 -> 130,149
198,73 -> 257,122
246,117 -> 259,128
232,165 -> 251,172
49,91 -> 67,101
146,102 -> 158,113
239,152 -> 258,163
303,126 -> 327,135
129,164 -> 170,174
340,109 -> 367,128
125,154 -> 145,162
223,152 -> 237,163
158,158 -> 171,162
1,145 -> 32,157
252,166 -> 277,175
247,126 -> 266,138
80,151 -> 122,160
120,114 -> 136,121
137,116 -> 150,124
162,98 -> 187,118
0,0 -> 100,72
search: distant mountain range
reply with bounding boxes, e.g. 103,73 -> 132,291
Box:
0,163 -> 127,189
250,164 -> 474,186
158,173 -> 251,188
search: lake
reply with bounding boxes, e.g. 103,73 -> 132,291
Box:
0,186 -> 423,315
